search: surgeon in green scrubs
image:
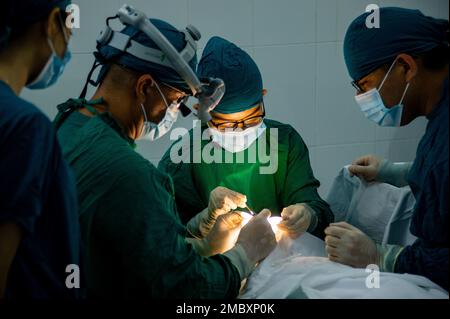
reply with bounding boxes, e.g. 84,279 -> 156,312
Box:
159,37 -> 333,239
54,17 -> 277,298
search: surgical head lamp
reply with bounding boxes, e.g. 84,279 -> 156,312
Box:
83,4 -> 225,122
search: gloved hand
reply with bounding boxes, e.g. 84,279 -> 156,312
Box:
209,186 -> 247,217
205,211 -> 244,255
278,203 -> 318,238
324,222 -> 405,271
324,222 -> 379,268
348,155 -> 412,187
236,209 -> 277,265
187,186 -> 247,238
348,155 -> 383,182
187,211 -> 244,257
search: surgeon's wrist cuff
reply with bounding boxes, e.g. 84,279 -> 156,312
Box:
376,243 -> 405,272
186,217 -> 201,239
378,160 -> 412,188
186,238 -> 211,256
304,204 -> 319,233
187,208 -> 211,238
223,244 -> 256,280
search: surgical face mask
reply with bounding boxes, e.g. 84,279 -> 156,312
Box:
139,81 -> 180,141
208,121 -> 266,153
27,15 -> 71,90
354,59 -> 410,127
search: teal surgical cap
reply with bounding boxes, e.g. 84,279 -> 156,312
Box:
197,36 -> 263,114
1,0 -> 71,49
344,7 -> 449,81
96,19 -> 197,95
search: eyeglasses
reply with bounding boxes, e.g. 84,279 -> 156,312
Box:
209,101 -> 266,132
350,59 -> 399,93
351,79 -> 364,93
160,82 -> 189,103
160,81 -> 192,117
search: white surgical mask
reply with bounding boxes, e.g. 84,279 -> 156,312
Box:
208,121 -> 266,153
354,59 -> 410,127
139,81 -> 180,141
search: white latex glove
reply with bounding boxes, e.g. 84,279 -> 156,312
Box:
209,186 -> 247,217
348,155 -> 383,182
236,209 -> 277,265
349,155 -> 412,187
324,222 -> 379,268
187,186 -> 247,238
187,211 -> 244,257
278,203 -> 317,239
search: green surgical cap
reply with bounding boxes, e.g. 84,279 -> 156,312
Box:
197,36 -> 263,114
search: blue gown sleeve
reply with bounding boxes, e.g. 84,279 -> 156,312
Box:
0,111 -> 55,235
396,160 -> 449,290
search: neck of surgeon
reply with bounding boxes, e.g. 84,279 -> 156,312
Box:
0,41 -> 33,94
89,85 -> 142,141
421,63 -> 449,117
395,55 -> 448,125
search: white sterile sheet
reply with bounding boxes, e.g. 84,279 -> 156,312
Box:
239,234 -> 448,299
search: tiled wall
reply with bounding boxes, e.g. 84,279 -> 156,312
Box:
21,0 -> 449,197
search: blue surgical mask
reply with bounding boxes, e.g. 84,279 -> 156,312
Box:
355,59 -> 410,127
27,17 -> 71,90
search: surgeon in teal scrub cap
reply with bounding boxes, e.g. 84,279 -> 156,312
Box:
160,36 -> 333,240
54,9 -> 277,297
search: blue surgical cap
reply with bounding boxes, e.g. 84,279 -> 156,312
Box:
96,18 -> 197,95
197,36 -> 263,114
344,7 -> 449,81
1,0 -> 71,49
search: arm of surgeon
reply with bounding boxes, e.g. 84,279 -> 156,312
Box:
0,222 -> 21,299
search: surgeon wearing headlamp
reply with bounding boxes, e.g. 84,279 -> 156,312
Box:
53,6 -> 276,298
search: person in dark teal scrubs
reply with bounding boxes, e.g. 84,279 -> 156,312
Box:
325,7 -> 449,291
159,37 -> 333,240
0,0 -> 81,299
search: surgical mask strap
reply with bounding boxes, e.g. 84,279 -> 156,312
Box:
153,80 -> 170,109
138,81 -> 173,127
140,103 -> 149,123
47,37 -> 58,56
58,13 -> 70,44
378,58 -> 410,105
139,80 -> 174,128
47,13 -> 70,58
378,59 -> 398,91
399,82 -> 410,105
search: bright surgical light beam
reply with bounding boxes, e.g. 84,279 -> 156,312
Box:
240,212 -> 282,234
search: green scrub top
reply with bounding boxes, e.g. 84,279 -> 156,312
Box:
54,99 -> 241,298
159,119 -> 333,238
